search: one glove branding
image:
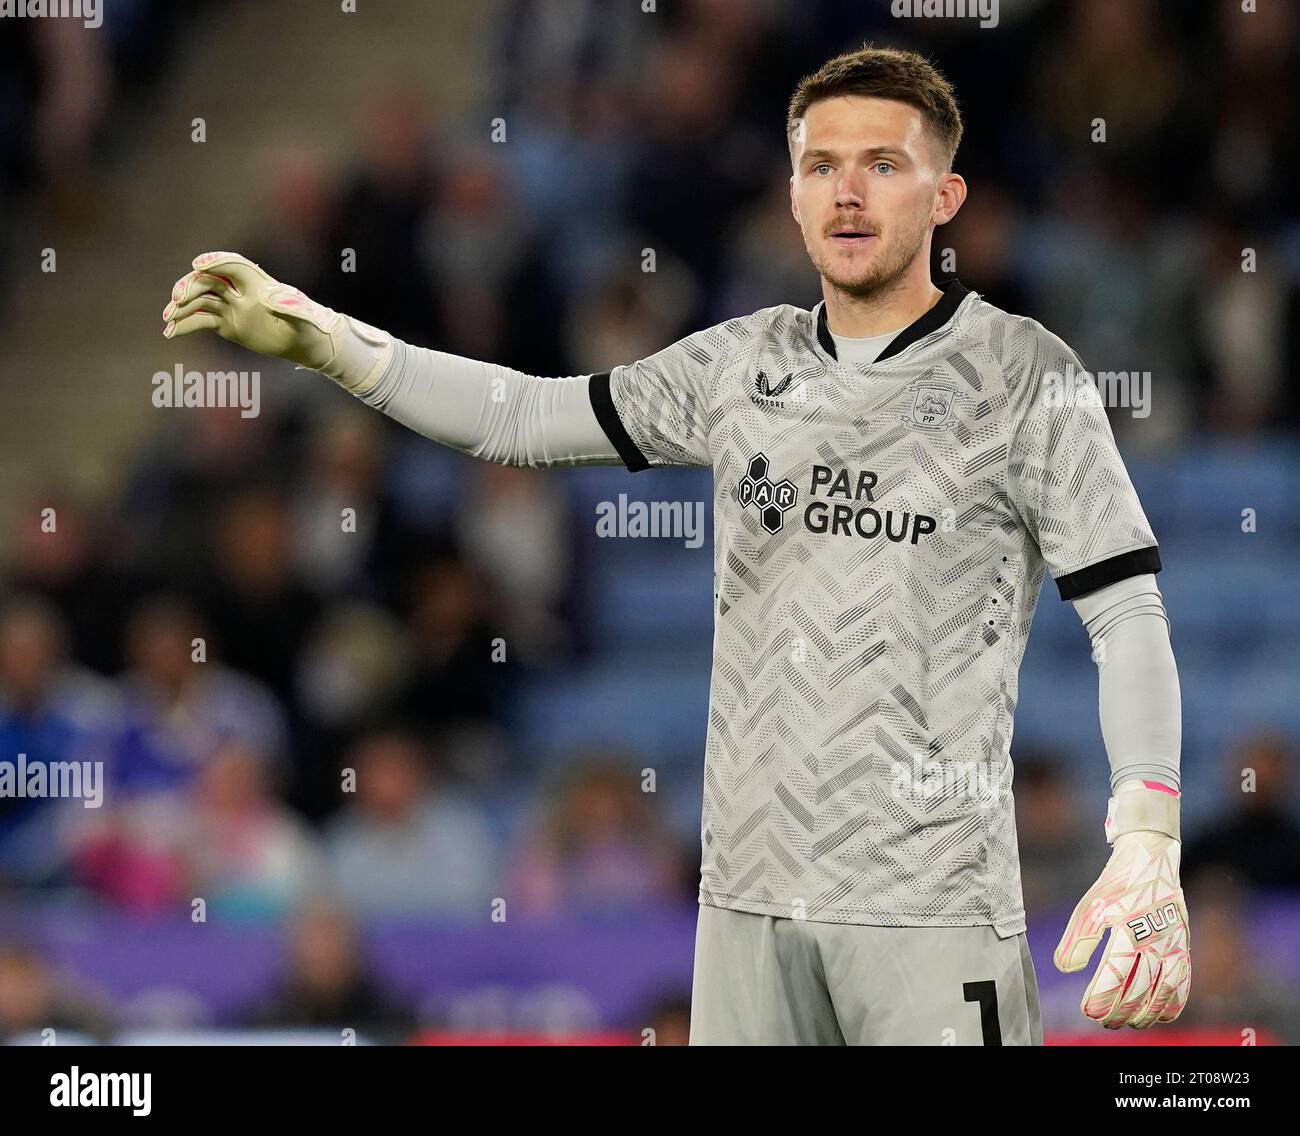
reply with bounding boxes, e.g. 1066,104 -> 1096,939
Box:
1126,900 -> 1182,943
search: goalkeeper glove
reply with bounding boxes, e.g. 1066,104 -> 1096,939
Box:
1054,779 -> 1190,1029
162,251 -> 392,394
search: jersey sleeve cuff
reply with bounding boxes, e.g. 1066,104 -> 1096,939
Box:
588,370 -> 651,472
1054,545 -> 1162,602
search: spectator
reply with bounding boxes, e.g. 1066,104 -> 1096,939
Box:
0,942 -> 111,1044
1185,732 -> 1300,891
293,602 -> 415,819
0,599 -> 120,888
116,405 -> 288,576
184,741 -> 326,921
325,730 -> 497,918
244,142 -> 341,300
289,408 -> 397,600
201,486 -> 323,705
112,597 -> 288,797
244,903 -> 412,1038
454,463 -> 575,664
321,86 -> 441,345
71,599 -> 290,913
389,556 -> 518,750
507,755 -> 692,917
6,492 -> 139,674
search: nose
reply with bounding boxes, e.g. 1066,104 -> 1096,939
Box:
834,166 -> 866,211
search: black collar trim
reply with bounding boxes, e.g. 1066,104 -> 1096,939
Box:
816,278 -> 970,364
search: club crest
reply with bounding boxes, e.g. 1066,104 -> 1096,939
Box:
902,380 -> 957,430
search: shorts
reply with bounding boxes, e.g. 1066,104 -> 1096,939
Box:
689,902 -> 1043,1045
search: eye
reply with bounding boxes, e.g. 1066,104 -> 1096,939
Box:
813,163 -> 832,176
873,162 -> 895,175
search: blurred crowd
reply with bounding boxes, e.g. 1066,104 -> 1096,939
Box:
2,0 -> 1299,1042
0,0 -> 196,294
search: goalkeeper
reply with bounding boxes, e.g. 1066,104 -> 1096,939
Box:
162,198 -> 1190,1039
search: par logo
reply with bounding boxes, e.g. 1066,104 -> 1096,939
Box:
735,453 -> 798,534
902,380 -> 957,431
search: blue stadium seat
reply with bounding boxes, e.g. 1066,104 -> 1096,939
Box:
1160,540 -> 1300,651
512,661 -> 712,768
386,436 -> 475,528
1167,438 -> 1300,537
587,558 -> 714,652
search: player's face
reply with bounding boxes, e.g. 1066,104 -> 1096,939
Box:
790,96 -> 944,298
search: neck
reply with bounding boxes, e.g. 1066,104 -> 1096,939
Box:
822,265 -> 943,339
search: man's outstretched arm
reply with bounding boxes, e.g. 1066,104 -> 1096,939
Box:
163,251 -> 620,468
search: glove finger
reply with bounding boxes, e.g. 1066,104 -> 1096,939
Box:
171,269 -> 235,307
1130,933 -> 1188,1027
165,292 -> 226,324
171,272 -> 200,304
1142,971 -> 1179,1025
1160,896 -> 1191,1021
190,251 -> 271,295
1054,890 -> 1108,973
1103,950 -> 1154,1029
1156,954 -> 1191,1022
1126,958 -> 1166,1030
166,311 -> 221,339
190,270 -> 239,296
1081,932 -> 1143,1027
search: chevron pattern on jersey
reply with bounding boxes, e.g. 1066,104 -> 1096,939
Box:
608,292 -> 1157,932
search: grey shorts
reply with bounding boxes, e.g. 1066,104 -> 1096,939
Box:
689,903 -> 1043,1046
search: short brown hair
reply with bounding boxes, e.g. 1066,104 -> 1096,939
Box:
787,45 -> 963,171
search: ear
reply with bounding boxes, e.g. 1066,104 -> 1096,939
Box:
932,171 -> 968,227
789,175 -> 801,226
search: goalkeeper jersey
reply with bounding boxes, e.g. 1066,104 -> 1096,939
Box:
588,279 -> 1160,935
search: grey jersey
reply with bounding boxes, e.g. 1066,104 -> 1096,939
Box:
588,281 -> 1160,935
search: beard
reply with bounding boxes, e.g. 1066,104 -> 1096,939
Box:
807,207 -> 931,300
